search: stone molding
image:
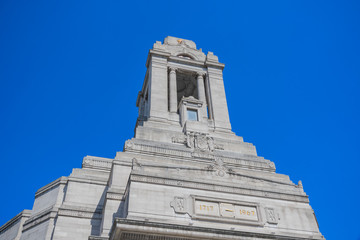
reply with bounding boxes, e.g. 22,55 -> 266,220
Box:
106,192 -> 124,200
170,195 -> 263,226
130,160 -> 295,189
35,176 -> 68,198
0,209 -> 31,234
82,156 -> 113,171
88,236 -> 108,240
168,56 -> 205,68
58,205 -> 102,220
130,174 -> 309,203
111,219 -> 324,240
22,207 -> 57,231
124,139 -> 276,172
68,175 -> 108,186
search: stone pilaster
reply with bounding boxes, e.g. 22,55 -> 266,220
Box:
196,71 -> 207,119
196,71 -> 206,104
168,67 -> 178,113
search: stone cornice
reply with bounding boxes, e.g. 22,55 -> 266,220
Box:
82,155 -> 114,171
68,175 -> 108,186
35,176 -> 68,198
106,187 -> 126,200
0,209 -> 31,234
168,56 -> 205,67
22,207 -> 57,231
146,50 -> 171,68
131,162 -> 289,187
124,139 -> 275,172
130,173 -> 309,203
110,219 -> 324,240
89,236 -> 108,240
205,59 -> 225,69
58,205 -> 103,220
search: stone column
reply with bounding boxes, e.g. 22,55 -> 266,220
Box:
196,71 -> 206,104
169,67 -> 178,113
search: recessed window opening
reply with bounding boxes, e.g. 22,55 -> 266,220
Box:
176,72 -> 198,105
187,109 -> 198,121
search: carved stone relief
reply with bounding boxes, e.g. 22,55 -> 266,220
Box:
124,140 -> 134,150
172,132 -> 223,153
265,207 -> 278,224
185,132 -> 214,152
132,158 -> 142,171
170,197 -> 187,214
206,157 -> 234,177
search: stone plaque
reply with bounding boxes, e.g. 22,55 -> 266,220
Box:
219,203 -> 235,218
194,200 -> 219,217
194,200 -> 258,222
170,197 -> 187,214
265,208 -> 278,224
234,205 -> 258,221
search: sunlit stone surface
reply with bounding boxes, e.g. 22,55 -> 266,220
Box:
0,36 -> 325,240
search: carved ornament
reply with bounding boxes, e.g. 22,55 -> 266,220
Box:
186,132 -> 214,152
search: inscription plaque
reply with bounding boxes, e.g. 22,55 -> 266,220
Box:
194,200 -> 219,216
234,205 -> 258,221
220,203 -> 235,218
194,199 -> 259,222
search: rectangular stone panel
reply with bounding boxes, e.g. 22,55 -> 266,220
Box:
192,196 -> 262,225
234,205 -> 258,221
194,200 -> 219,217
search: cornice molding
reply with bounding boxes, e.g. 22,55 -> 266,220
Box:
130,174 -> 309,203
58,205 -> 103,220
124,139 -> 275,172
22,207 -> 57,231
35,177 -> 68,198
0,210 -> 31,234
110,219 -> 324,240
82,156 -> 114,171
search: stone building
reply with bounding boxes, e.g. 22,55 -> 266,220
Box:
0,36 -> 324,240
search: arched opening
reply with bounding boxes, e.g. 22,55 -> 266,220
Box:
177,53 -> 195,60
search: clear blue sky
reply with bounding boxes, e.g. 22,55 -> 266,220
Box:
0,1 -> 359,239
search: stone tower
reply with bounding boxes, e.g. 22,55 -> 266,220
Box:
0,36 -> 325,240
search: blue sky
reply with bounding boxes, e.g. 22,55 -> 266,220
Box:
0,1 -> 359,239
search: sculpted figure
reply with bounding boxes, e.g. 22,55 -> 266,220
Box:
207,137 -> 214,151
177,78 -> 197,102
186,132 -> 195,148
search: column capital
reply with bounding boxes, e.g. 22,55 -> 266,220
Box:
168,66 -> 178,73
196,71 -> 206,77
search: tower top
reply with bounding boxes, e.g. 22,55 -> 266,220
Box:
135,36 -> 258,156
148,36 -> 221,66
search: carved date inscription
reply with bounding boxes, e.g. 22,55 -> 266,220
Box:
195,200 -> 258,221
234,205 -> 258,221
195,200 -> 219,216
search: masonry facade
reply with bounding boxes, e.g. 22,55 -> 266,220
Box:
0,36 -> 325,240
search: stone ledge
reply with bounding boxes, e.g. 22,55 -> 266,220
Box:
23,207 -> 57,231
130,161 -> 287,187
58,205 -> 103,220
82,155 -> 114,171
0,209 -> 31,234
124,138 -> 275,172
89,236 -> 108,240
68,175 -> 108,186
35,176 -> 68,198
130,174 -> 309,203
110,219 -> 324,240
